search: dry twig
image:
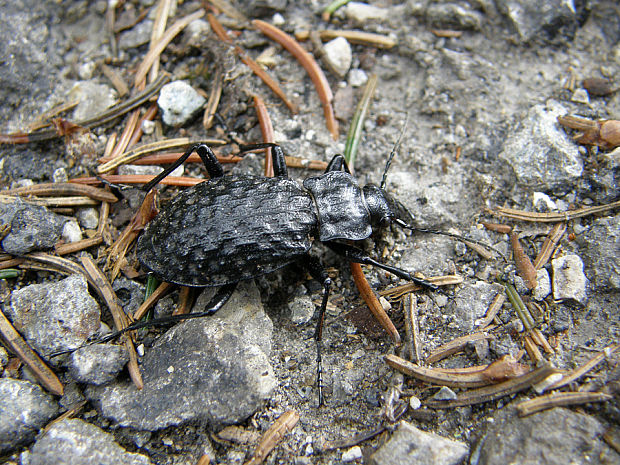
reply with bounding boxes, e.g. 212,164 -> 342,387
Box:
425,364 -> 557,408
243,410 -> 299,465
0,307 -> 64,395
80,256 -> 143,389
516,391 -> 612,417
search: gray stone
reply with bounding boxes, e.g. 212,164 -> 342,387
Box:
112,277 -> 146,317
0,346 -> 8,368
477,408 -> 608,465
288,295 -> 315,325
581,216 -> 620,290
239,0 -> 288,17
6,274 -> 101,356
183,19 -> 210,48
118,19 -> 154,49
157,80 -> 206,126
432,386 -> 457,401
28,419 -> 152,465
0,0 -> 63,131
369,421 -> 468,465
68,344 -> 130,386
448,281 -> 504,331
0,378 -> 59,454
552,254 -> 588,305
498,102 -> 582,192
495,0 -> 578,43
0,197 -> 68,254
323,37 -> 352,78
398,234 -> 455,278
67,81 -> 118,122
425,3 -> 483,30
87,281 -> 276,430
533,268 -> 551,301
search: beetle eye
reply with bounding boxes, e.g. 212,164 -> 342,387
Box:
379,216 -> 391,227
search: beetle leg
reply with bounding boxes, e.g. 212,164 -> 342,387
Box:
301,255 -> 332,407
89,283 -> 238,346
238,143 -> 288,177
143,144 -> 224,191
325,242 -> 438,291
324,154 -> 351,174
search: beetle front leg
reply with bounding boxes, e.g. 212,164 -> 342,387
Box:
144,144 -> 225,191
324,154 -> 351,174
325,242 -> 438,291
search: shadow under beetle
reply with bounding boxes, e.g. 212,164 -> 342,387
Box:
135,143 -> 436,406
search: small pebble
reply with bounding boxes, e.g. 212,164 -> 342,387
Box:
532,192 -> 557,212
570,88 -> 590,104
533,269 -> 551,301
343,2 -> 389,23
53,167 -> 68,183
533,373 -> 564,394
157,80 -> 206,127
409,395 -> 421,409
342,446 -> 362,462
552,254 -> 588,305
62,220 -> 82,243
432,386 -> 457,401
323,37 -> 352,78
76,208 -> 99,230
348,69 -> 368,87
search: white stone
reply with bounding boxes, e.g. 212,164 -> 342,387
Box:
157,81 -> 206,126
348,69 -> 368,87
342,446 -> 363,462
571,88 -> 590,104
76,208 -> 99,230
552,254 -> 588,305
532,192 -> 557,212
62,220 -> 82,243
344,2 -> 389,23
323,37 -> 352,78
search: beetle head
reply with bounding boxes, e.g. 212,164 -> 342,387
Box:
363,184 -> 414,228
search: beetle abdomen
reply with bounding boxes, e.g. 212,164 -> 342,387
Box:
137,175 -> 317,286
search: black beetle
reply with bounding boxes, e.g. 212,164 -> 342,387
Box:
133,142 -> 436,405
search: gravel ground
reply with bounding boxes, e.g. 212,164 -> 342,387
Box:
0,1 -> 619,464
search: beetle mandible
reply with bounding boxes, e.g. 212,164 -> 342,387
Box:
135,142 -> 436,405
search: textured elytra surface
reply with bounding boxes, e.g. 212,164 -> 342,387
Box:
137,175 -> 317,286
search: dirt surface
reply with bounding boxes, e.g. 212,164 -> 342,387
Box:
0,1 -> 619,464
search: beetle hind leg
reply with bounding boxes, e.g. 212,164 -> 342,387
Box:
79,283 -> 239,348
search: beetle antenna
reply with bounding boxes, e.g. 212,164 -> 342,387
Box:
393,218 -> 507,261
380,114 -> 409,190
